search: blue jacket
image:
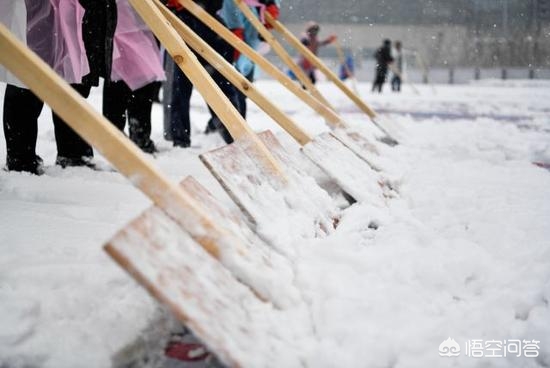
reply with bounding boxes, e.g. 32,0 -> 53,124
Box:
220,0 -> 280,76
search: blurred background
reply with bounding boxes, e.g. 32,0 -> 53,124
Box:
267,0 -> 550,83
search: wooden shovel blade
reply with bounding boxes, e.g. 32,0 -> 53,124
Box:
330,128 -> 384,171
105,176 -> 302,309
104,199 -> 307,368
301,132 -> 388,206
200,132 -> 339,250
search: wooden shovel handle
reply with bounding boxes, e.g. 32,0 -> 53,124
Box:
153,0 -> 311,146
265,14 -> 378,119
128,0 -> 285,178
177,0 -> 344,128
0,23 -> 234,257
232,0 -> 333,110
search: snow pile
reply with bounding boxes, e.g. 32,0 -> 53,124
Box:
1,81 -> 549,367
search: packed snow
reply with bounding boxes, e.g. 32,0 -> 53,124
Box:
1,79 -> 549,368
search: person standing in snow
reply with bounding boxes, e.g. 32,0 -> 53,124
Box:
1,0 -> 117,173
372,39 -> 393,93
1,0 -> 43,174
220,0 -> 281,119
163,0 -> 236,147
54,0 -> 117,168
298,21 -> 337,84
391,40 -> 404,92
102,0 -> 165,154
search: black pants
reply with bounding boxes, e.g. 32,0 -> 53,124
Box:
391,75 -> 402,92
3,85 -> 42,170
103,80 -> 160,152
53,83 -> 93,159
3,84 -> 93,167
170,63 -> 237,146
166,9 -> 237,146
372,68 -> 388,93
307,69 -> 316,85
235,68 -> 254,120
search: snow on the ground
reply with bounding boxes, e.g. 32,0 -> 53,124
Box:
0,79 -> 549,368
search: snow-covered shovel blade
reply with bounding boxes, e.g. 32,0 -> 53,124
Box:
200,132 -> 339,249
104,204 -> 308,368
330,128 -> 384,171
302,132 -> 390,206
106,176 -> 302,309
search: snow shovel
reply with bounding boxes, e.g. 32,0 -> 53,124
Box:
104,180 -> 313,367
156,1 -> 391,209
0,19 -> 299,307
262,13 -> 399,143
176,0 -> 397,159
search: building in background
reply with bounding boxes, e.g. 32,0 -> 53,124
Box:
278,0 -> 550,71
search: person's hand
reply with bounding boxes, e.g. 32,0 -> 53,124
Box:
327,34 -> 337,44
264,4 -> 280,29
231,28 -> 244,61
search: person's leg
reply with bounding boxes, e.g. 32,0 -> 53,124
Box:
128,81 -> 159,153
162,54 -> 175,141
53,83 -> 94,166
372,69 -> 379,92
309,70 -> 316,84
207,71 -> 237,144
3,85 -> 44,174
374,70 -> 386,93
170,65 -> 193,147
103,80 -> 130,131
235,68 -> 254,119
204,117 -> 217,134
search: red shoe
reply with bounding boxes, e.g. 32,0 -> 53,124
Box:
165,341 -> 209,362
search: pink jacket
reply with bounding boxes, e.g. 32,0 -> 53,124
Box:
0,0 -> 89,86
110,0 -> 165,91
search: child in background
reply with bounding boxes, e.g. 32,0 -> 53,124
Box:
298,21 -> 336,84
